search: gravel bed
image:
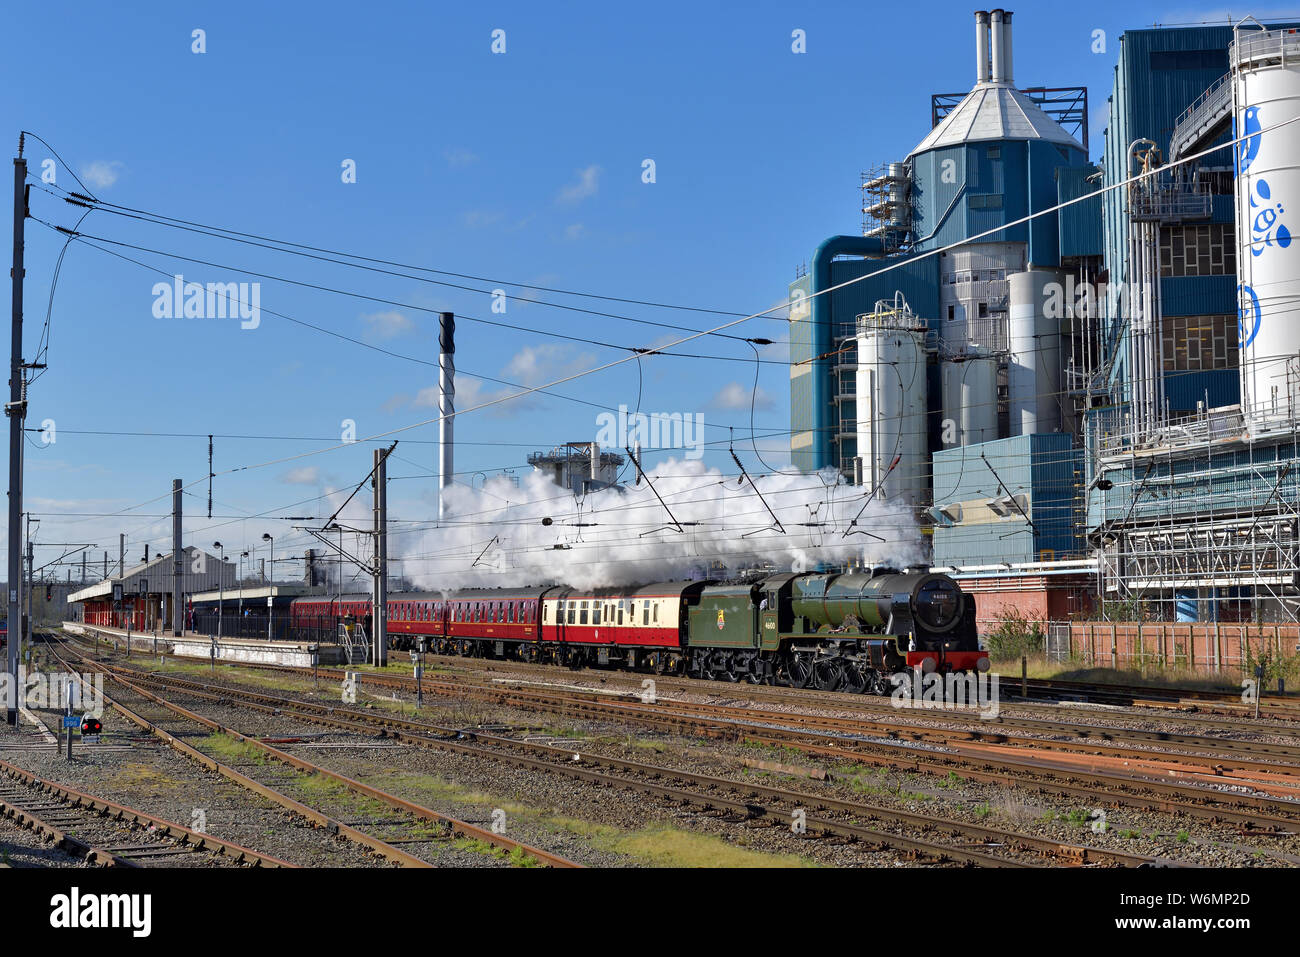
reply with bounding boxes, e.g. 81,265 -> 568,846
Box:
0,807 -> 87,868
0,700 -> 393,868
56,639 -> 1300,867
124,676 -> 918,867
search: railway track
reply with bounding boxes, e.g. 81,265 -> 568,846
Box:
154,640 -> 1300,796
43,642 -> 580,869
52,643 -> 1175,867
114,651 -> 1300,830
0,758 -> 292,867
56,630 -> 1300,841
62,624 -> 1300,732
1017,675 -> 1300,719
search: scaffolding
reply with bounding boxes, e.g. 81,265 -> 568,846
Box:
1089,402 -> 1300,623
860,163 -> 911,252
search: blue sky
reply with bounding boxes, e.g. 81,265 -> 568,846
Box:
0,0 -> 1246,581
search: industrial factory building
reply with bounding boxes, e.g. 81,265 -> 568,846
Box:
791,11 -> 1300,626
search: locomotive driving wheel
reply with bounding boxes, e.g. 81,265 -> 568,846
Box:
840,662 -> 869,694
812,658 -> 844,692
784,653 -> 813,688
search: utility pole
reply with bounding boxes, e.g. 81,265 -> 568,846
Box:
6,137 -> 27,726
102,551 -> 107,579
438,311 -> 454,523
119,532 -> 124,577
171,479 -> 182,636
80,550 -> 86,585
372,448 -> 388,666
25,535 -> 32,647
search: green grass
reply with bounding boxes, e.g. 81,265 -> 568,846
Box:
366,768 -> 817,868
606,825 -> 817,868
449,838 -> 542,868
202,732 -> 267,765
1064,808 -> 1092,828
1176,829 -> 1191,844
293,773 -> 389,818
845,773 -> 930,802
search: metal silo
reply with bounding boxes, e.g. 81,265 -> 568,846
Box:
1008,268 -> 1066,435
941,350 -> 998,446
854,296 -> 927,506
1231,26 -> 1300,423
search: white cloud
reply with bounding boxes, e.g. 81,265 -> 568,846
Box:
362,309 -> 414,339
443,147 -> 478,167
557,165 -> 601,205
564,223 -> 585,241
711,382 -> 773,411
282,466 -> 321,485
463,209 -> 505,228
503,343 -> 594,387
80,161 -> 124,189
413,377 -> 524,418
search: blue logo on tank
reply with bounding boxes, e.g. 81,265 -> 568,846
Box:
1239,283 -> 1262,349
1249,179 -> 1292,256
1237,106 -> 1262,175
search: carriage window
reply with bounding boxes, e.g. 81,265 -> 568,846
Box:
653,603 -> 659,623
567,602 -> 576,625
592,602 -> 601,625
579,601 -> 589,625
617,602 -> 624,625
642,602 -> 650,626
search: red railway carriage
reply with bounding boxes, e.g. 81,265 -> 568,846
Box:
291,581 -> 708,657
539,581 -> 706,649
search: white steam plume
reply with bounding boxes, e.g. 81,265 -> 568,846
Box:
397,459 -> 923,592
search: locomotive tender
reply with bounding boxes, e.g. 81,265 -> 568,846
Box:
290,567 -> 987,695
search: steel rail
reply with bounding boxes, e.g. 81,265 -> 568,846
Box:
0,758 -> 295,867
83,657 -> 1165,867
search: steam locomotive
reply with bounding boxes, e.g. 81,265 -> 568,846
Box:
289,568 -> 987,694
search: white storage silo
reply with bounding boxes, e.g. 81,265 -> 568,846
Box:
941,352 -> 998,446
1232,28 -> 1300,423
1007,268 -> 1066,435
855,307 -> 927,506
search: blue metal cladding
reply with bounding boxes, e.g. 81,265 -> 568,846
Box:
1160,275 -> 1235,317
932,434 -> 1081,565
1164,369 -> 1239,412
908,147 -> 967,247
1091,439 -> 1300,528
793,245 -> 937,472
1057,165 -> 1104,258
828,256 -> 940,328
807,237 -> 884,470
910,139 -> 1089,264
